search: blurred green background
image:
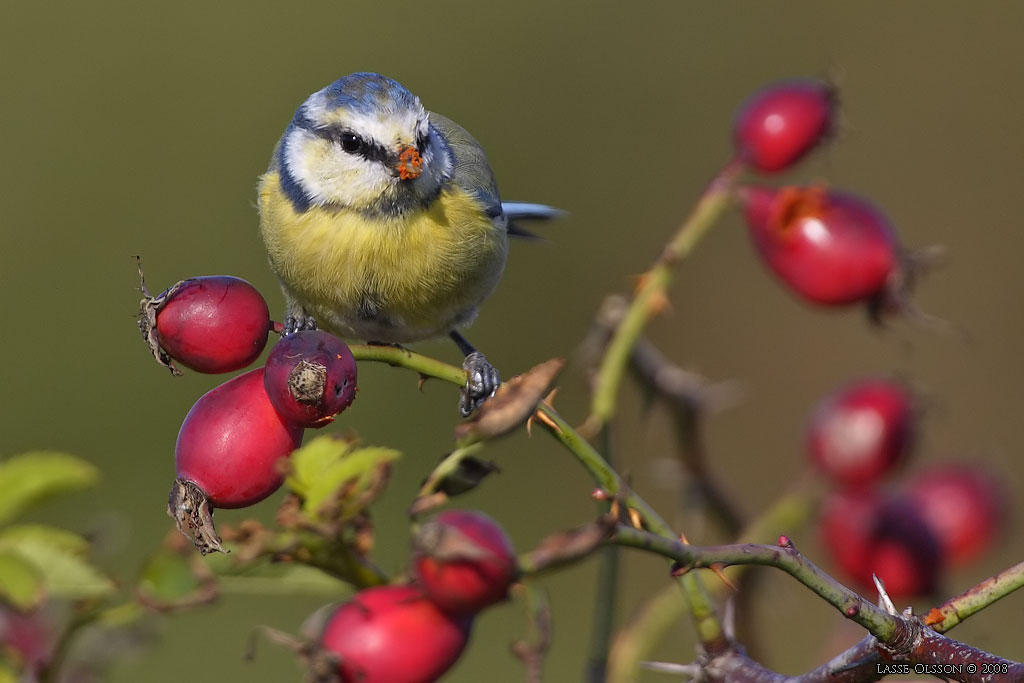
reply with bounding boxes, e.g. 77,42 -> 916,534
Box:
2,1 -> 1022,680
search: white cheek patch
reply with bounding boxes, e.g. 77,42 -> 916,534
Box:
283,129 -> 393,210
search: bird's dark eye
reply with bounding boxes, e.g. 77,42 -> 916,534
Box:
340,132 -> 364,154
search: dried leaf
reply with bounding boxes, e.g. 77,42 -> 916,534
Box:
435,457 -> 500,496
523,515 -> 617,573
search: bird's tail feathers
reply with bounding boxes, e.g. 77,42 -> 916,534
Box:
501,202 -> 566,221
502,202 -> 565,240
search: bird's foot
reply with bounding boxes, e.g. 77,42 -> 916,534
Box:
460,352 -> 500,417
283,315 -> 317,336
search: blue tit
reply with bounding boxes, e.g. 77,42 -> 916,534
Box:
258,73 -> 561,416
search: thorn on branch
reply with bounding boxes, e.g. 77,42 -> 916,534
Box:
527,389 -> 561,437
874,573 -> 899,615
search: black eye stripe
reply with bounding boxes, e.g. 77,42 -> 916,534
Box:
309,126 -> 391,164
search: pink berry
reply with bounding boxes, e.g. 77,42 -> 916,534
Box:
0,608 -> 53,673
174,368 -> 303,509
319,585 -> 471,683
742,185 -> 903,307
263,331 -> 357,428
411,510 -> 518,615
807,378 -> 915,487
139,275 -> 271,375
903,464 -> 1004,566
733,79 -> 836,172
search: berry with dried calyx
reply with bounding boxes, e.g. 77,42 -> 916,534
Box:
169,368 -> 304,554
411,510 -> 518,614
139,273 -> 270,375
742,185 -> 905,308
263,331 -> 357,428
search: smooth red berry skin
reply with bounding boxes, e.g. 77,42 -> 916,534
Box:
320,585 -> 471,683
175,368 -> 303,508
155,276 -> 270,373
412,510 -> 518,615
904,464 -> 1004,566
743,186 -> 901,306
807,378 -> 915,487
733,79 -> 835,172
263,331 -> 357,428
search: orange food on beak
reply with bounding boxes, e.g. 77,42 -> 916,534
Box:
397,146 -> 424,180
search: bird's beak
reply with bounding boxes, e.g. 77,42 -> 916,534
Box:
396,145 -> 424,180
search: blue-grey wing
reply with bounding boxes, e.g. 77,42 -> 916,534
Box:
428,112 -> 505,223
429,112 -> 565,235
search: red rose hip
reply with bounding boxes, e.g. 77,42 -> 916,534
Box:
318,585 -> 471,683
733,79 -> 836,172
904,464 -> 1004,566
820,491 -> 943,600
139,275 -> 271,375
807,377 -> 915,487
263,331 -> 357,428
743,185 -> 903,307
819,488 -> 882,582
169,368 -> 304,554
863,497 -> 943,600
412,510 -> 518,614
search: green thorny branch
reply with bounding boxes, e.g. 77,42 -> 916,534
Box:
352,342 -> 1024,682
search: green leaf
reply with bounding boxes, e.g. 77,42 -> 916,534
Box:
0,550 -> 44,610
0,451 -> 99,524
0,524 -> 90,555
0,662 -> 18,683
286,435 -> 400,523
137,548 -> 206,605
10,538 -> 114,599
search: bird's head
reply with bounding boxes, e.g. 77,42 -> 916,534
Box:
279,73 -> 452,214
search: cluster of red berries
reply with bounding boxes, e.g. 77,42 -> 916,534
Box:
731,83 -> 1004,599
138,275 -> 357,527
808,378 -> 1004,599
310,510 -> 518,682
732,79 -> 916,316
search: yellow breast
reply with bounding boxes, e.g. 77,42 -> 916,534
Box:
258,172 -> 508,342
